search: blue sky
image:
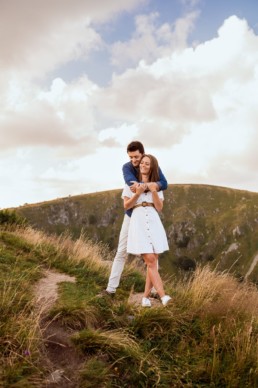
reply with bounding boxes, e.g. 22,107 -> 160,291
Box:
1,0 -> 258,208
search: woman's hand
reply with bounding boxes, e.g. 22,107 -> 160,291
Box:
123,183 -> 146,210
148,182 -> 163,212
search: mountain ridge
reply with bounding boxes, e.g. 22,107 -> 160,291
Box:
15,183 -> 258,283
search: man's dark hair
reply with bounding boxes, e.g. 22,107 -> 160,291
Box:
127,141 -> 145,154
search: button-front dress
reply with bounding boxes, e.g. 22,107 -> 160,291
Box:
122,184 -> 169,255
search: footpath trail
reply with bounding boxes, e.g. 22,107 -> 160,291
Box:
34,269 -> 158,386
34,270 -> 79,387
35,270 -> 76,314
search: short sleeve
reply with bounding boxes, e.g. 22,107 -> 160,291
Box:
122,184 -> 132,199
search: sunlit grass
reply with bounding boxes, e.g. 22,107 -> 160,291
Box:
15,226 -> 115,274
0,270 -> 44,385
183,265 -> 258,312
1,223 -> 258,387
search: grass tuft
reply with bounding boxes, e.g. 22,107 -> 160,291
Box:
49,304 -> 99,330
72,327 -> 143,360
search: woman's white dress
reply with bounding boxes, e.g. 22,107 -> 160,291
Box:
122,185 -> 169,255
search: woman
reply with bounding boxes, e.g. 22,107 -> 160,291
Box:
122,154 -> 171,307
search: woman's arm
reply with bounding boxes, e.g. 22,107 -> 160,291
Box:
123,184 -> 145,210
124,195 -> 139,210
148,183 -> 163,212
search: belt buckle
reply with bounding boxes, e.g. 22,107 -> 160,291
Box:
142,201 -> 147,207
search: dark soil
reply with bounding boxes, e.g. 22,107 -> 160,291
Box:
41,319 -> 85,387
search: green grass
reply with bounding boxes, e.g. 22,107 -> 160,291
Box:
0,223 -> 258,387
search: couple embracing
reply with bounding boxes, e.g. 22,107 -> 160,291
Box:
104,141 -> 171,307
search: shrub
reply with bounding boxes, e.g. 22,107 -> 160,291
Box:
0,210 -> 26,226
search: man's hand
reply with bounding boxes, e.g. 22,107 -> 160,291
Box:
130,181 -> 139,193
147,182 -> 159,192
135,183 -> 147,195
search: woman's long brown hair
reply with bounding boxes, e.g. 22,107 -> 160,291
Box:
139,154 -> 160,182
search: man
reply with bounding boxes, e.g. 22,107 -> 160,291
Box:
105,141 -> 168,295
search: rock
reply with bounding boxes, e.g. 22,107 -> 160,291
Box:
176,256 -> 196,271
46,369 -> 64,383
232,226 -> 242,237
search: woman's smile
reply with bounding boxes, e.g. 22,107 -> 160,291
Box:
140,156 -> 151,174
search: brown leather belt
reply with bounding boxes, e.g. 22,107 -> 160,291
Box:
133,201 -> 155,209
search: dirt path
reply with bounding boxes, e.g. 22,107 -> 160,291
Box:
34,270 -> 161,385
35,269 -> 76,314
34,270 -> 78,386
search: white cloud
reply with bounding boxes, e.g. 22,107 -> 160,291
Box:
97,16 -> 258,138
0,0 -> 148,162
180,0 -> 201,7
98,63 -> 215,124
98,124 -> 140,146
0,76 -> 99,156
111,11 -> 199,67
0,0 -> 145,77
1,6 -> 258,208
94,15 -> 258,194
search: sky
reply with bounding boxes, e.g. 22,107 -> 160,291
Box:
1,0 -> 258,209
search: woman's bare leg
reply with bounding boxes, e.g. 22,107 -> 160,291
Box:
144,267 -> 152,297
142,253 -> 165,298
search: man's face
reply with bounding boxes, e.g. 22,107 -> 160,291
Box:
128,150 -> 143,167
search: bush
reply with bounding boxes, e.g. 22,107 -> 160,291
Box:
0,210 -> 26,226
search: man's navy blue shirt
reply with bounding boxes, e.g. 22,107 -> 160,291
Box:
122,161 -> 168,217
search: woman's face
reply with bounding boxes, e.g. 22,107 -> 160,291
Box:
140,156 -> 151,175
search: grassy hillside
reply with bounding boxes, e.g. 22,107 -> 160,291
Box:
16,184 -> 258,283
0,216 -> 258,387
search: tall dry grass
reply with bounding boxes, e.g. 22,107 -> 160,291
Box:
169,265 -> 258,385
179,265 -> 258,315
15,226 -> 113,273
0,269 -> 46,384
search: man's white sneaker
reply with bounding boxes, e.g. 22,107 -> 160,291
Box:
142,297 -> 152,307
161,295 -> 172,306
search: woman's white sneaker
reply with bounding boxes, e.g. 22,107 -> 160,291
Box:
161,295 -> 172,306
142,297 -> 152,307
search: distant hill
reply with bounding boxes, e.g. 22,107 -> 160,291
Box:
16,184 -> 258,283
